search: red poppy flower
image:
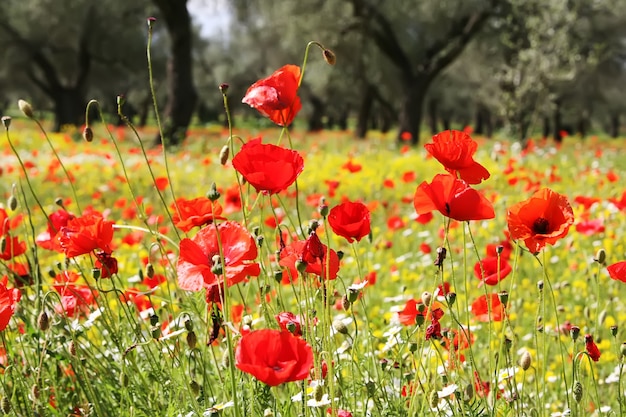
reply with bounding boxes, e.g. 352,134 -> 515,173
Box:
275,312 -> 302,336
279,233 -> 340,282
177,221 -> 261,292
232,138 -> 304,195
95,252 -> 118,278
397,299 -> 445,326
0,277 -> 21,331
424,130 -> 490,184
328,201 -> 371,243
585,334 -> 601,362
0,235 -> 27,261
607,261 -> 626,283
413,174 -> 495,222
235,329 -> 313,386
242,64 -> 302,126
327,409 -> 352,417
52,271 -> 97,318
506,188 -> 574,253
171,197 -> 226,232
57,213 -> 114,258
575,218 -> 605,236
471,293 -> 505,322
36,209 -> 76,252
474,256 -> 512,286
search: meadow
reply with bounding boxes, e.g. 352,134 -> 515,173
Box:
1,71 -> 626,417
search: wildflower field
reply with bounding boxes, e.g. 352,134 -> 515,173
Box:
2,57 -> 626,417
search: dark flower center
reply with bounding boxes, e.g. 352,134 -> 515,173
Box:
532,217 -> 550,234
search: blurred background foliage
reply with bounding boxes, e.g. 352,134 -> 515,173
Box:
2,0 -> 626,144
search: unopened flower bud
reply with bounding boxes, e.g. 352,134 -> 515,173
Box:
82,126 -> 94,142
570,326 -> 580,342
314,384 -> 324,402
219,83 -> 229,94
496,245 -> 504,255
150,314 -> 159,326
519,350 -> 532,371
7,195 -> 18,211
341,294 -> 351,311
263,409 -> 274,417
573,380 -> 583,403
322,49 -> 336,65
207,182 -> 221,201
415,315 -> 425,326
147,17 -> 156,27
295,259 -> 307,274
611,325 -> 618,337
151,325 -> 161,339
92,268 -> 101,279
219,145 -> 229,165
429,389 -> 439,408
446,292 -> 456,306
498,290 -> 509,305
537,280 -> 544,291
38,311 -> 50,331
189,380 -> 200,395
333,320 -> 348,335
146,263 -> 155,279
1,396 -> 11,414
421,291 -> 432,307
319,203 -> 329,218
594,248 -> 606,265
186,331 -> 197,349
18,100 -> 34,118
184,319 -> 193,332
274,270 -> 283,283
1,116 -> 11,129
69,340 -> 77,356
434,247 -> 447,268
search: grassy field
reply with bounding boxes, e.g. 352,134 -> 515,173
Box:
0,111 -> 625,417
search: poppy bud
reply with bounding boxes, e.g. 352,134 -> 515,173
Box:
146,263 -> 155,279
150,314 -> 159,326
207,182 -> 221,201
537,280 -> 544,291
264,409 -> 274,417
151,325 -> 161,339
347,287 -> 360,304
189,380 -> 200,396
421,291 -> 432,307
295,259 -> 307,274
38,311 -> 50,331
573,380 -> 583,403
1,396 -> 11,414
594,248 -> 606,265
54,197 -> 65,207
434,247 -> 447,268
409,342 -> 418,353
570,326 -> 580,342
322,49 -> 336,65
219,83 -> 229,95
611,325 -> 618,337
146,17 -> 156,27
92,268 -> 101,280
1,116 -> 11,129
333,320 -> 348,335
336,250 -> 344,260
274,270 -> 283,283
219,145 -> 230,165
83,126 -> 94,142
446,292 -> 456,306
415,315 -> 425,327
498,290 -> 509,305
184,319 -> 194,332
69,340 -> 77,356
496,245 -> 504,255
319,203 -> 329,218
187,331 -> 197,349
256,235 -> 264,248
341,294 -> 351,311
117,95 -> 126,108
18,100 -> 34,119
519,350 -> 532,371
313,384 -> 324,402
7,195 -> 18,211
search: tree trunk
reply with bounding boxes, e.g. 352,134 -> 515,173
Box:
52,87 -> 86,131
542,116 -> 550,139
577,111 -> 589,139
610,113 -> 620,138
152,0 -> 198,146
308,94 -> 325,131
355,85 -> 374,139
397,77 -> 428,145
553,99 -> 563,142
